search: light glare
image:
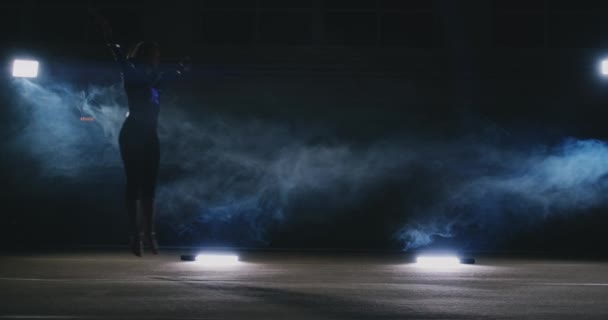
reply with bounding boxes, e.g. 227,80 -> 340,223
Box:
12,59 -> 39,78
195,253 -> 239,265
416,255 -> 460,266
602,59 -> 608,76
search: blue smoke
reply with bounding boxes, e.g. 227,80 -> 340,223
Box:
9,78 -> 124,177
397,138 -> 608,250
9,77 -> 410,244
9,76 -> 608,249
154,109 -> 410,244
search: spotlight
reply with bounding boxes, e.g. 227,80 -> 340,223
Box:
416,255 -> 461,266
12,59 -> 39,78
181,253 -> 239,265
599,59 -> 608,76
415,255 -> 476,267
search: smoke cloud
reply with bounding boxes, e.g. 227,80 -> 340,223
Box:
12,79 -> 125,168
396,138 -> 608,250
8,76 -> 608,249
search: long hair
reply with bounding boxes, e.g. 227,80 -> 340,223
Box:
127,41 -> 160,65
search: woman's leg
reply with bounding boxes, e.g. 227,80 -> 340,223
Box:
142,135 -> 161,254
120,124 -> 144,256
141,196 -> 158,254
127,197 -> 143,256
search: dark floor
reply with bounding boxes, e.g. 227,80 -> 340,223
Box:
0,249 -> 607,319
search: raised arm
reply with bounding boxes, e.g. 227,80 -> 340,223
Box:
90,9 -> 130,70
108,43 -> 129,70
154,56 -> 191,88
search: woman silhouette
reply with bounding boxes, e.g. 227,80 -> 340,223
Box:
96,13 -> 187,256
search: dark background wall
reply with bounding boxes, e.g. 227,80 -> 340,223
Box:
1,0 -> 608,254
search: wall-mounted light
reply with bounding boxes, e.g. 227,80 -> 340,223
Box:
12,59 -> 39,78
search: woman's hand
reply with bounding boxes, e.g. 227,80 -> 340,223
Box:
178,56 -> 192,73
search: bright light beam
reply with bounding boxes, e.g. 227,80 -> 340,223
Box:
12,59 -> 39,78
195,253 -> 239,265
601,59 -> 608,76
416,255 -> 461,267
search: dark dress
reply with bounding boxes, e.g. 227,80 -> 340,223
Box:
109,44 -> 180,200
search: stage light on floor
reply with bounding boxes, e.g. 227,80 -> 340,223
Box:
12,59 -> 39,78
181,253 -> 239,265
416,255 -> 461,267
